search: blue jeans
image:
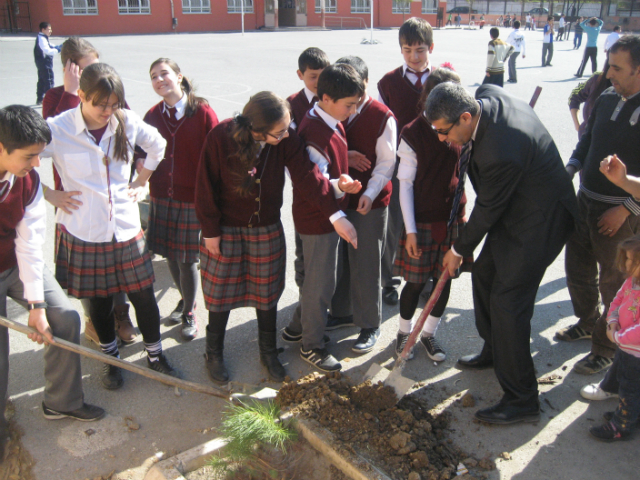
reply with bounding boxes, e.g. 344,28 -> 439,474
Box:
608,349 -> 640,433
574,33 -> 583,49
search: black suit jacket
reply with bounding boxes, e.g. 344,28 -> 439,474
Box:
454,85 -> 579,280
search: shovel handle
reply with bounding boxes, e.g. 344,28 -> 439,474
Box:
529,86 -> 542,108
0,314 -> 231,401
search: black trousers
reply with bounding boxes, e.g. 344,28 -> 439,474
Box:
36,65 -> 54,103
482,72 -> 504,87
577,46 -> 598,77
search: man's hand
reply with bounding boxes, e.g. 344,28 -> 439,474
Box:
356,195 -> 372,215
348,150 -> 371,172
442,249 -> 463,277
27,308 -> 54,345
405,233 -> 422,259
600,154 -> 627,187
597,204 -> 630,236
333,217 -> 358,249
204,237 -> 221,256
338,174 -> 362,195
63,59 -> 82,95
43,188 -> 83,214
566,164 -> 578,180
606,321 -> 620,343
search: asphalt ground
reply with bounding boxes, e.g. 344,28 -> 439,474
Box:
1,26 -> 636,479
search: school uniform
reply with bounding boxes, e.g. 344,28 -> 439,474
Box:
34,32 -> 59,103
143,95 -> 218,263
286,105 -> 350,351
195,118 -> 341,313
0,170 -> 84,428
287,87 -> 318,131
395,116 -> 473,281
377,63 -> 431,291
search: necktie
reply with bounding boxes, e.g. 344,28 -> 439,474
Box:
166,105 -> 177,123
311,95 -> 319,104
448,141 -> 472,228
0,180 -> 9,203
410,69 -> 425,90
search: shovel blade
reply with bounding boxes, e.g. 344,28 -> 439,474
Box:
363,363 -> 414,402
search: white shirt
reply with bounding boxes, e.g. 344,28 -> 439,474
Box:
307,104 -> 348,223
1,172 -> 46,301
507,29 -> 526,55
526,15 -> 532,22
38,34 -> 59,58
345,95 -> 397,202
605,32 -> 620,52
559,18 -> 565,28
397,139 -> 421,235
42,106 -> 166,243
162,92 -> 186,120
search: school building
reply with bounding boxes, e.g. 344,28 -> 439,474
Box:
2,1 -> 448,36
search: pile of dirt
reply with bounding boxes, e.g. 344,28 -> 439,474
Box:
1,402 -> 36,480
277,372 -> 495,480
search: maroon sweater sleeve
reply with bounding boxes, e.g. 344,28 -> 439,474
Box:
43,87 -> 81,119
194,129 -> 224,238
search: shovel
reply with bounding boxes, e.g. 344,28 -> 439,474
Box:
364,269 -> 451,401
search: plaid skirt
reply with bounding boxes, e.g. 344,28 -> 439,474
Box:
147,197 -> 201,263
200,222 -> 286,312
394,220 -> 473,284
55,227 -> 155,298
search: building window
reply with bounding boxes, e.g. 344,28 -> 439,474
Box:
183,0 -> 210,14
62,0 -> 98,15
421,0 -> 437,14
315,0 -> 337,14
228,0 -> 254,13
392,0 -> 411,14
118,0 -> 150,14
351,0 -> 370,14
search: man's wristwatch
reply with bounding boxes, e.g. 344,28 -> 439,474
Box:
27,302 -> 48,311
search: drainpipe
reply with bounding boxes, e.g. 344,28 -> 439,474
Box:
274,0 -> 279,28
169,0 -> 177,31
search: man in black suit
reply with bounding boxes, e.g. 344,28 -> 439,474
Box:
425,83 -> 579,424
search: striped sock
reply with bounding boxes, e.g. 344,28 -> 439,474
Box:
144,339 -> 163,361
100,339 -> 120,358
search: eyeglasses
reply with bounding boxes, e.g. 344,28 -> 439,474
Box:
432,116 -> 461,136
266,122 -> 292,142
97,102 -> 120,113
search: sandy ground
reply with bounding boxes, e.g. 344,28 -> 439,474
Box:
0,25 -> 637,479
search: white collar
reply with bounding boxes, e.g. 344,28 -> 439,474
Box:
312,104 -> 341,130
303,87 -> 316,103
163,92 -> 186,120
73,104 -> 117,140
471,101 -> 482,142
0,171 -> 12,182
403,62 -> 431,76
347,94 -> 371,124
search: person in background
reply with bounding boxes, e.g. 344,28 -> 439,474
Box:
483,27 -> 514,87
567,62 -> 611,139
575,17 -> 605,77
605,25 -> 622,54
542,16 -> 554,67
556,14 -> 566,41
34,22 -> 61,106
574,17 -> 584,49
507,21 -> 526,83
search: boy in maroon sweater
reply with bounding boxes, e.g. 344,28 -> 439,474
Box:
287,47 -> 330,131
378,17 -> 435,306
283,64 -> 365,372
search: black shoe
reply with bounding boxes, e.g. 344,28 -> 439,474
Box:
475,402 -> 540,425
36,99 -> 43,106
258,329 -> 286,382
165,299 -> 184,325
42,402 -> 105,422
574,73 -> 583,77
101,363 -> 124,390
555,323 -> 591,342
457,352 -> 493,370
181,311 -> 198,341
281,327 -> 329,345
395,331 -> 414,360
507,79 -> 517,83
546,63 -> 553,66
382,287 -> 399,306
421,335 -> 446,361
352,327 -> 380,354
147,353 -> 179,378
325,313 -> 355,331
300,346 -> 342,372
590,421 -> 633,442
573,353 -> 613,375
205,326 -> 229,384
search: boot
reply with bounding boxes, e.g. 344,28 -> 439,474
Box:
84,316 -> 100,345
258,329 -> 286,382
205,326 -> 229,384
114,304 -> 137,344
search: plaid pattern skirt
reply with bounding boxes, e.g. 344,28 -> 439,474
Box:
394,220 -> 473,284
146,197 -> 201,263
200,222 -> 286,312
55,227 -> 155,298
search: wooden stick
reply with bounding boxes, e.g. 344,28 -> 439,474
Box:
0,314 -> 231,401
529,86 -> 543,108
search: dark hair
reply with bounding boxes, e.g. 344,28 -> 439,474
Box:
0,105 -> 51,153
39,22 -> 50,31
335,55 -> 368,82
61,37 -> 99,67
425,83 -> 479,125
547,16 -> 554,21
399,17 -> 433,48
79,63 -> 130,162
514,20 -> 521,29
149,58 -> 209,118
609,35 -> 640,69
614,25 -> 621,32
231,92 -> 290,196
298,47 -> 330,73
586,60 -> 612,106
616,234 -> 640,280
317,64 -> 365,102
589,17 -> 598,25
490,27 -> 499,39
419,66 -> 461,113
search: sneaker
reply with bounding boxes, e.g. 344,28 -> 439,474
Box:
84,316 -> 100,345
42,402 -> 105,422
325,314 -> 355,331
603,411 -> 640,427
581,383 -> 618,401
421,335 -> 446,362
147,353 -> 179,378
165,299 -> 184,325
573,354 -> 613,375
352,328 -> 380,354
181,312 -> 198,341
395,332 -> 414,360
589,421 -> 632,442
555,324 -> 591,342
101,363 -> 124,390
300,347 -> 342,372
281,327 -> 329,345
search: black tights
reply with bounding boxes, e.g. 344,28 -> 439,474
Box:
207,306 -> 278,334
167,260 -> 199,313
88,287 -> 161,344
399,278 -> 451,320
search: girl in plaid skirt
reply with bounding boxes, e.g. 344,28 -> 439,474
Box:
195,92 -> 359,384
43,63 -> 177,389
142,58 -> 219,342
394,66 -> 473,363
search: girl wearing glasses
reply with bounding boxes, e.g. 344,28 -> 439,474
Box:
195,91 -> 360,384
42,63 -> 177,390
140,58 -> 219,343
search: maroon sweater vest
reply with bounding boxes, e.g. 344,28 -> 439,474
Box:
294,111 -> 349,235
195,119 -> 340,238
0,170 -> 40,274
287,89 -> 315,130
144,102 -> 219,202
344,98 -> 395,210
377,67 -> 422,135
400,116 -> 465,223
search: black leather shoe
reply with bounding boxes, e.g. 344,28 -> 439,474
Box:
382,287 -> 399,306
42,402 -> 105,422
475,402 -> 540,425
457,352 -> 493,370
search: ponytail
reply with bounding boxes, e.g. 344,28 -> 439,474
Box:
149,58 -> 208,118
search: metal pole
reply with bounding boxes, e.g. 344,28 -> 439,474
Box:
370,0 -> 373,42
321,0 -> 326,29
241,0 -> 245,35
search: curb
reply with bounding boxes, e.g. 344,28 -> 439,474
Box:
143,438 -> 227,480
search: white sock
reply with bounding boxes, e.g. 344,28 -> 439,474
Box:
422,315 -> 441,337
398,318 -> 413,334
